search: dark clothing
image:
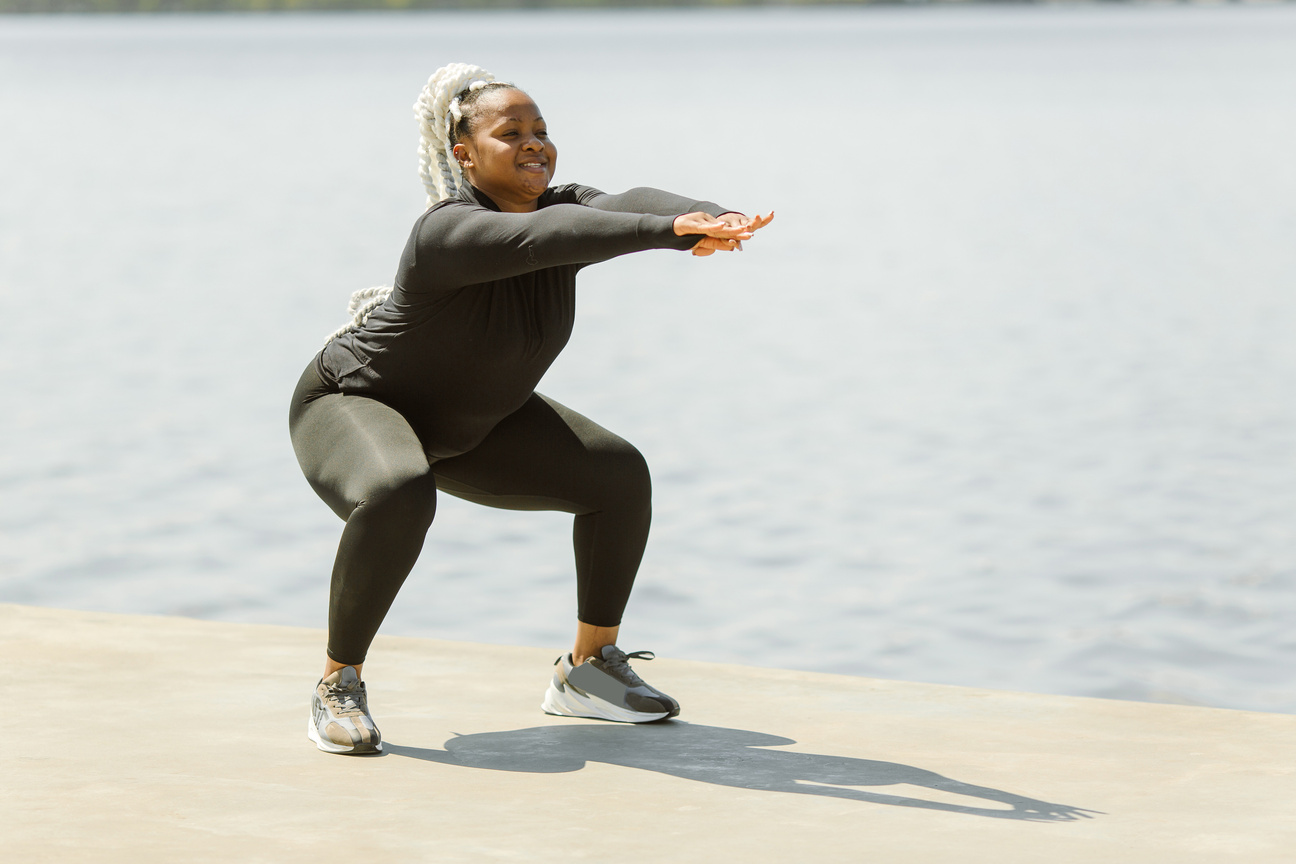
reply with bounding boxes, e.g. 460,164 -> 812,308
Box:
290,362 -> 652,665
318,183 -> 720,457
292,183 -> 724,664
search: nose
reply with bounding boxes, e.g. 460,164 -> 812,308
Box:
521,134 -> 542,151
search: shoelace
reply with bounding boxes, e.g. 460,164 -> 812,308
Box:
600,649 -> 656,688
324,683 -> 367,717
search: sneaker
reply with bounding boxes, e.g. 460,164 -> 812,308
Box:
541,645 -> 680,723
307,666 -> 382,754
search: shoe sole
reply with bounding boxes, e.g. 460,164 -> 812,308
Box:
307,716 -> 383,755
541,680 -> 671,723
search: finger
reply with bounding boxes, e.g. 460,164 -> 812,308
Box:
724,214 -> 756,233
677,213 -> 720,237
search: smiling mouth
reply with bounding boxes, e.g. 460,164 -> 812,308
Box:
519,161 -> 547,170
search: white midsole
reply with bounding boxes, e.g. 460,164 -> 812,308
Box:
307,716 -> 382,753
541,680 -> 669,724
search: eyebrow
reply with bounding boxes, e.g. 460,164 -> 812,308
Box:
500,116 -> 544,123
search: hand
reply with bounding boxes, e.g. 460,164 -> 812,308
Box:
673,210 -> 775,257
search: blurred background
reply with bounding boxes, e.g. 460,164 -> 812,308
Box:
1,3 -> 1294,712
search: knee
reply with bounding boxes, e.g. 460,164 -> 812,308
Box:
603,441 -> 652,514
353,468 -> 438,531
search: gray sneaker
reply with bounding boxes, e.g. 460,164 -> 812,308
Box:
542,645 -> 680,723
308,666 -> 382,754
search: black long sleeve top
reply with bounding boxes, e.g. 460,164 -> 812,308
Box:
315,182 -> 725,458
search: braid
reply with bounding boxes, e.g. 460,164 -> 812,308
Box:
325,63 -> 514,346
414,64 -> 515,210
323,285 -> 392,345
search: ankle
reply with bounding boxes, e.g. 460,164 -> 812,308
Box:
572,621 -> 619,669
324,658 -> 363,680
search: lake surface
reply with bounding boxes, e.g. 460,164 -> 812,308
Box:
2,3 -> 1294,712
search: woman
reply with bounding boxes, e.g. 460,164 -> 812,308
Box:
290,63 -> 772,754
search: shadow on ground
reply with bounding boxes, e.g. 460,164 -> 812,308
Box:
386,721 -> 1098,822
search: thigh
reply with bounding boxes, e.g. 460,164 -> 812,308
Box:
290,369 -> 433,520
432,393 -> 650,514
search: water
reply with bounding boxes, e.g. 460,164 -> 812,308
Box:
2,4 -> 1294,713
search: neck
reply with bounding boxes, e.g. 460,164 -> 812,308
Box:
496,198 -> 538,214
483,190 -> 538,213
463,175 -> 539,213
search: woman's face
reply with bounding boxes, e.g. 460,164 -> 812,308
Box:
453,90 -> 556,213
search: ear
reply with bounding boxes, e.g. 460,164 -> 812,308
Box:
452,143 -> 473,169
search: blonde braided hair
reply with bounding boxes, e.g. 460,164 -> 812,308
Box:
325,63 -> 513,345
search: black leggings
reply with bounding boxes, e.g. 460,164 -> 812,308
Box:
288,363 -> 652,665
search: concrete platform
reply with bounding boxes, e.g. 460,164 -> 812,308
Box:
4,603 -> 1294,862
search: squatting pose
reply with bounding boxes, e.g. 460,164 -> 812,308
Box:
289,63 -> 772,754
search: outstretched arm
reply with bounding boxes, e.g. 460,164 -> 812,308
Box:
574,185 -> 728,220
406,201 -> 702,292
564,184 -> 773,255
